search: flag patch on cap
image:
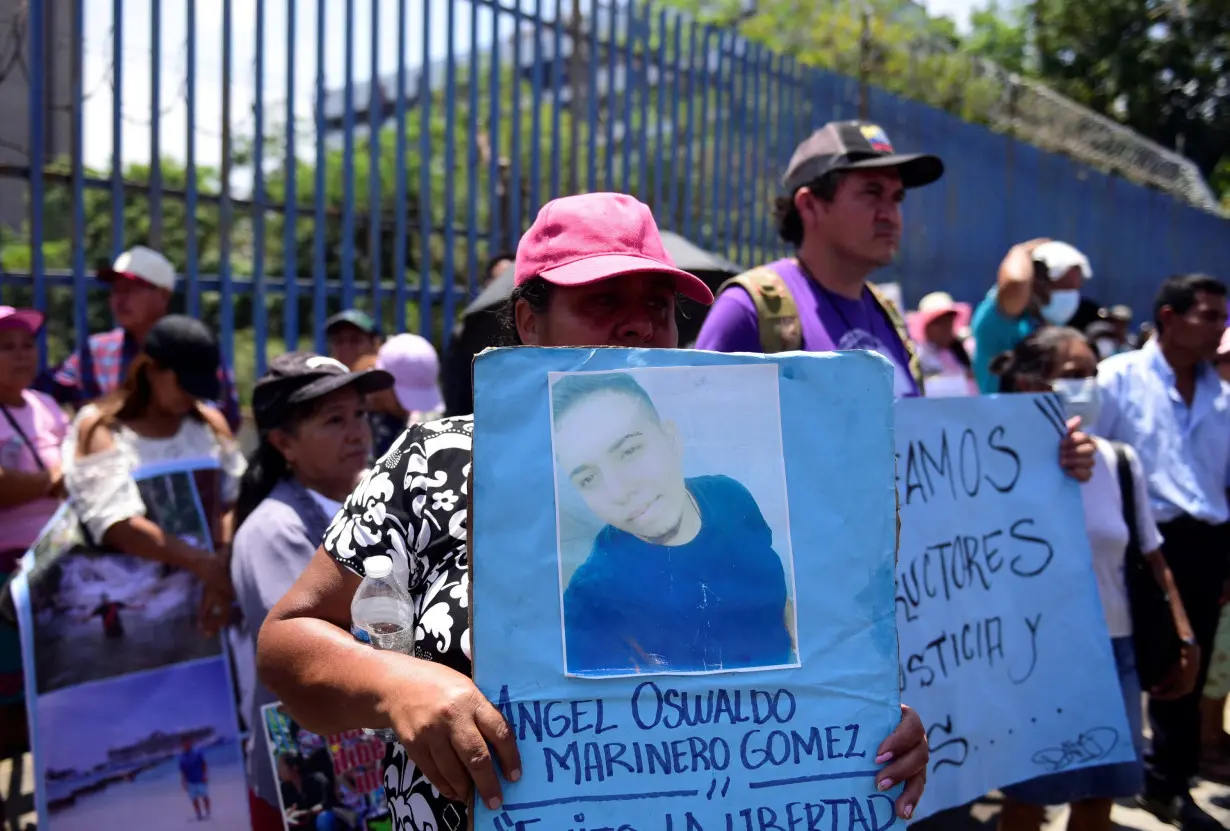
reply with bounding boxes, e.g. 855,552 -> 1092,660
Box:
859,124 -> 894,153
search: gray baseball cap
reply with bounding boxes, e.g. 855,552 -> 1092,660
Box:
782,120 -> 944,194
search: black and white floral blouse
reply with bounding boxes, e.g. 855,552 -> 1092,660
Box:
323,415 -> 474,831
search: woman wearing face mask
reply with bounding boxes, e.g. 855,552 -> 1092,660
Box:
229,352 -> 392,830
63,315 -> 244,636
990,326 -> 1198,831
971,239 -> 1093,393
256,194 -> 932,831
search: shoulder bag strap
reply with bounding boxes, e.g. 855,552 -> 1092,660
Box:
1,404 -> 47,472
717,267 -> 803,354
1111,441 -> 1141,559
866,282 -> 927,395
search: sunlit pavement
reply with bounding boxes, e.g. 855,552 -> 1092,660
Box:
4,751 -> 1230,830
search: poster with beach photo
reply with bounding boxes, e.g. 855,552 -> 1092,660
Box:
10,458 -> 249,829
31,658 -> 247,830
22,461 -> 225,694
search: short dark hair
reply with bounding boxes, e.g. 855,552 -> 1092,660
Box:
989,326 -> 1087,392
499,276 -> 555,345
550,371 -> 661,426
485,251 -> 516,278
774,171 -> 847,247
1153,273 -> 1227,333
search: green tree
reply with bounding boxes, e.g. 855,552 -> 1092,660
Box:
965,1 -> 1030,75
667,0 -> 1008,124
1,159 -> 228,361
1027,0 -> 1230,190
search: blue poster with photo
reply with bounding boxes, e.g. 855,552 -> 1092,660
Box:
471,347 -> 902,831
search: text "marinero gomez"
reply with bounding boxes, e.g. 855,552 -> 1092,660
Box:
496,683 -> 869,787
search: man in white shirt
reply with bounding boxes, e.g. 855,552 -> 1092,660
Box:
1096,272 -> 1230,829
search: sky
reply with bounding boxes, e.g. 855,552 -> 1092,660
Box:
78,0 -> 985,175
38,659 -> 238,771
922,0 -> 984,29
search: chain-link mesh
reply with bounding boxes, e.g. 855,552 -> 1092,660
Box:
966,58 -> 1221,214
876,0 -> 1223,214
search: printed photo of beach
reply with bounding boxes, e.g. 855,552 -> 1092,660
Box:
26,468 -> 223,694
28,546 -> 222,694
35,658 -> 248,830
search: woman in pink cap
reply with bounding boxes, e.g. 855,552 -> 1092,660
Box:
259,193 -> 930,831
357,333 -> 445,460
0,305 -> 69,754
908,291 -> 977,397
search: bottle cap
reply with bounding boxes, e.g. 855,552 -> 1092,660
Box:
363,555 -> 393,580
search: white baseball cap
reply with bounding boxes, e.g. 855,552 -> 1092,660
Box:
1032,241 -> 1092,282
101,245 -> 177,291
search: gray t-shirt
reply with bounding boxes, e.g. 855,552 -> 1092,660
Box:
229,478 -> 334,808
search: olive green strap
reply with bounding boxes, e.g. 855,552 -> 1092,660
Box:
717,267 -> 803,354
867,281 -> 926,395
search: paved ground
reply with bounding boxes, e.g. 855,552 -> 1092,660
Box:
916,780 -> 1230,831
4,751 -> 1229,830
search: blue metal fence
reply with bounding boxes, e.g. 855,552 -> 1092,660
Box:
2,0 -> 1228,386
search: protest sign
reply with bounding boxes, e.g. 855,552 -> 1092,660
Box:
893,395 -> 1134,820
471,347 -> 903,831
11,459 -> 249,830
260,702 -> 392,830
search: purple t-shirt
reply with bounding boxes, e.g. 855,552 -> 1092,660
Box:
695,258 -> 920,398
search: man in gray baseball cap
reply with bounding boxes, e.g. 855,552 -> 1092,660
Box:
695,120 -> 942,398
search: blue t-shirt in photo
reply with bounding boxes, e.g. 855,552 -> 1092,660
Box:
563,474 -> 795,675
178,749 -> 207,784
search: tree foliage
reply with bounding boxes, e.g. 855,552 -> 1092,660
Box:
964,1 -> 1030,76
1028,0 -> 1230,188
668,0 -> 1009,124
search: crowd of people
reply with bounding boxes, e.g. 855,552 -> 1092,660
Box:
0,117 -> 1226,831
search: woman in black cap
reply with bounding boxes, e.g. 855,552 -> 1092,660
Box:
228,352 -> 391,830
62,315 -> 245,636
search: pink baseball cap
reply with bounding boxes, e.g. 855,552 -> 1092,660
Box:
0,306 -> 44,334
514,193 -> 714,304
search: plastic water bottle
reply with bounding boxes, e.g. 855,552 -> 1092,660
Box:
351,555 -> 415,740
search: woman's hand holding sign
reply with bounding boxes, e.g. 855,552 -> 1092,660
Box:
1058,417 -> 1096,482
379,657 -> 522,809
876,704 -> 929,820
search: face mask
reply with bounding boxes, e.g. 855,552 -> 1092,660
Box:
1040,289 -> 1081,325
1051,376 -> 1102,431
1095,337 -> 1117,359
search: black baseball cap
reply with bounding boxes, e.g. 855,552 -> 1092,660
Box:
252,351 -> 393,432
782,120 -> 944,195
143,315 -> 223,401
324,309 -> 380,337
